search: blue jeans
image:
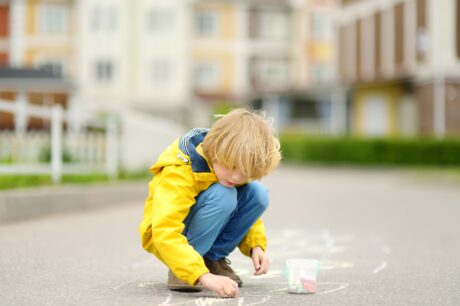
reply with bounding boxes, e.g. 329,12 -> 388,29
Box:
182,181 -> 269,260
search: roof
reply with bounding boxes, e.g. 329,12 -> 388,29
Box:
0,67 -> 74,93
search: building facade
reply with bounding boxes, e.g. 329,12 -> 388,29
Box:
75,0 -> 315,127
191,0 -> 308,98
337,0 -> 460,137
254,0 -> 342,134
2,0 -> 343,131
0,0 -> 75,131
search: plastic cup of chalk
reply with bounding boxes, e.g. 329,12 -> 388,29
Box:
284,259 -> 320,294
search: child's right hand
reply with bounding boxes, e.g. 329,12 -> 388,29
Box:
198,273 -> 239,298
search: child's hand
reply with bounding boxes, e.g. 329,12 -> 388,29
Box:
251,246 -> 269,275
199,273 -> 239,298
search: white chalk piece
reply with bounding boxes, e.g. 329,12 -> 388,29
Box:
284,259 -> 319,294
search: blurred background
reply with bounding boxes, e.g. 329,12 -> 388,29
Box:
0,0 -> 459,187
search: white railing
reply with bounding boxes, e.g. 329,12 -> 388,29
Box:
0,99 -> 119,183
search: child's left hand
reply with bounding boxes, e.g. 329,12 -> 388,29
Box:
251,246 -> 269,275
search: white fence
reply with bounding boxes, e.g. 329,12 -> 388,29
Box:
0,99 -> 118,183
0,131 -> 107,163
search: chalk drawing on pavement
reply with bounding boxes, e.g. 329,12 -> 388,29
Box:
372,261 -> 387,274
316,282 -> 350,295
158,293 -> 172,306
243,296 -> 271,305
112,278 -> 139,290
161,295 -> 272,306
249,269 -> 282,279
272,282 -> 349,295
133,228 -> 392,304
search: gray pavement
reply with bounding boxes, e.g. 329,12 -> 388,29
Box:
0,182 -> 146,223
1,166 -> 460,305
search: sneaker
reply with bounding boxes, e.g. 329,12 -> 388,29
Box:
204,257 -> 243,287
167,270 -> 202,292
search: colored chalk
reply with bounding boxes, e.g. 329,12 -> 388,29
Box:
301,276 -> 316,293
284,259 -> 319,294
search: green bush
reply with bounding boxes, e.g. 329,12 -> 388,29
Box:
280,134 -> 460,167
0,176 -> 52,190
119,168 -> 152,180
0,154 -> 13,164
0,169 -> 152,190
39,144 -> 74,163
213,102 -> 238,116
0,175 -> 112,190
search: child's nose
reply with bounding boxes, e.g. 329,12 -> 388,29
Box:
231,172 -> 243,182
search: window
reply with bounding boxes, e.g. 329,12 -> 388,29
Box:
339,25 -> 346,81
356,20 -> 361,80
38,61 -> 64,77
257,59 -> 290,87
194,62 -> 219,90
416,0 -> 428,62
38,4 -> 68,34
91,6 -> 117,33
95,60 -> 114,83
374,12 -> 381,78
311,64 -> 329,84
290,99 -> 324,120
148,9 -> 174,34
107,7 -> 117,32
196,11 -> 218,36
311,13 -> 332,41
394,3 -> 405,71
91,7 -> 101,31
363,96 -> 389,136
152,60 -> 172,84
259,10 -> 289,40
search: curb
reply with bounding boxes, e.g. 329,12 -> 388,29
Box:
0,182 -> 146,224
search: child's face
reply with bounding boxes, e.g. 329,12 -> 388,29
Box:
212,162 -> 248,187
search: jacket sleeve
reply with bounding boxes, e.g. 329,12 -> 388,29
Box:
150,165 -> 209,285
237,218 -> 267,257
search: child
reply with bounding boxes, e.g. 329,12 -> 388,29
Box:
139,108 -> 281,298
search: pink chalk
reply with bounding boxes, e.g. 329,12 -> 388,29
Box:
301,276 -> 317,293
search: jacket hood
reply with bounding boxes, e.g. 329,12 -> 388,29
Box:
150,128 -> 216,182
178,128 -> 211,173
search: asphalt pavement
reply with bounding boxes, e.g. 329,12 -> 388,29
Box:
1,166 -> 459,305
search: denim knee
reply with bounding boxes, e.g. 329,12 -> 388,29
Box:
205,183 -> 238,215
246,181 -> 269,211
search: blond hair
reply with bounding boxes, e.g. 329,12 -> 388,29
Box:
202,108 -> 281,180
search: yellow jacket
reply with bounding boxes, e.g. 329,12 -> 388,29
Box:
139,128 -> 267,286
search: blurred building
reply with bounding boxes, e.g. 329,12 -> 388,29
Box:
337,0 -> 460,137
251,0 -> 344,134
248,0 -> 346,134
0,67 -> 73,131
2,0 -> 340,134
1,0 -> 76,79
77,0 -> 187,118
0,0 -> 76,132
77,0 -> 136,114
76,0 -> 323,128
